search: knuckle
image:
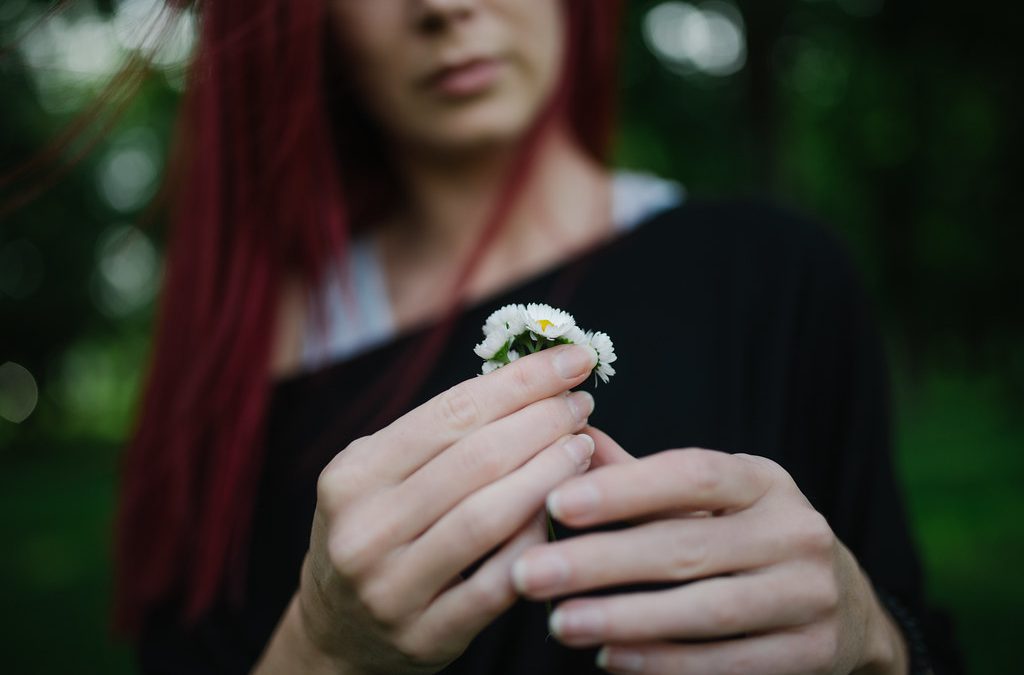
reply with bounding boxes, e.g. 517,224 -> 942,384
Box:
393,630 -> 451,669
467,576 -> 514,615
392,635 -> 428,665
327,524 -> 375,579
737,452 -> 790,490
403,618 -> 449,663
801,627 -> 840,673
548,398 -> 576,433
667,529 -> 708,579
807,571 -> 841,614
438,386 -> 480,431
509,359 -> 534,393
344,435 -> 373,457
316,467 -> 351,511
707,598 -> 742,633
531,398 -> 573,439
358,578 -> 403,626
737,452 -> 783,473
317,441 -> 372,507
459,503 -> 503,551
315,466 -> 336,506
457,441 -> 505,482
675,450 -> 722,496
792,511 -> 835,556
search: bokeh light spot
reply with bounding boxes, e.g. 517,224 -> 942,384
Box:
97,127 -> 161,212
643,1 -> 747,78
18,4 -> 124,112
16,0 -> 195,112
91,225 -> 160,317
113,0 -> 196,67
0,362 -> 39,424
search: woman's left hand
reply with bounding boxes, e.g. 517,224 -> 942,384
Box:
511,427 -> 908,675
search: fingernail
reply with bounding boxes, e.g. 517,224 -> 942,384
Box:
550,605 -> 605,638
566,390 -> 595,423
563,434 -> 595,467
597,647 -> 644,672
547,482 -> 599,521
554,345 -> 598,379
512,552 -> 570,594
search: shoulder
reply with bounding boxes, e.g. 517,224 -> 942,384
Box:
624,197 -> 864,298
634,198 -> 849,262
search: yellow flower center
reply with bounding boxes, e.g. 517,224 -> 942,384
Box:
537,319 -> 554,332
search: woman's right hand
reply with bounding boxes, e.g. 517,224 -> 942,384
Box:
294,344 -> 599,674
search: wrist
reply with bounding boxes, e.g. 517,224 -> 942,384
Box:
255,593 -> 357,675
855,588 -> 909,675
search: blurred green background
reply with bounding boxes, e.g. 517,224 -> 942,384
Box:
1,0 -> 1021,672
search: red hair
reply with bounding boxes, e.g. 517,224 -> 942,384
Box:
114,0 -> 622,632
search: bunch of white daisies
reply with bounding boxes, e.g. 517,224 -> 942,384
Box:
474,303 -> 617,384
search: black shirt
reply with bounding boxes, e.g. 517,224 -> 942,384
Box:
139,201 -> 960,673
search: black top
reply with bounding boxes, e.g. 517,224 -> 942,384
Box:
139,201 -> 961,673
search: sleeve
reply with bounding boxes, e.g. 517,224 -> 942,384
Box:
785,223 -> 965,675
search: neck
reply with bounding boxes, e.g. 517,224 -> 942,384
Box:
383,123 -> 608,263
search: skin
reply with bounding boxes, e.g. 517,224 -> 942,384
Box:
515,429 -> 909,675
329,0 -> 564,154
258,345 -> 600,674
258,1 -> 910,673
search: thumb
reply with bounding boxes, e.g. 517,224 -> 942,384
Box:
583,425 -> 636,469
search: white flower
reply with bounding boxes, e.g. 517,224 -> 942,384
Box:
587,331 -> 617,384
475,302 -> 616,384
483,303 -> 527,337
588,331 -> 616,364
524,303 -> 576,339
474,331 -> 511,360
594,361 -> 616,383
563,325 -> 588,346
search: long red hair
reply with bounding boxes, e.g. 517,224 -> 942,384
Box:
115,0 -> 622,632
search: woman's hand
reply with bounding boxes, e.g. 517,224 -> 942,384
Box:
284,345 -> 599,675
511,428 -> 909,675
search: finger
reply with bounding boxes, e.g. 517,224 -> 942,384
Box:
382,390 -> 593,546
547,564 -> 833,647
367,345 -> 598,480
513,513 -> 787,599
387,433 -> 595,614
595,628 -> 831,675
585,426 -> 636,469
547,448 -> 773,528
414,511 -> 547,651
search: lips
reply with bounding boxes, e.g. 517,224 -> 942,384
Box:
424,57 -> 504,98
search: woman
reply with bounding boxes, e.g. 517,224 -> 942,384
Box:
117,0 -> 954,673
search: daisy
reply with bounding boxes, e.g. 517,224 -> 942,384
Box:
563,325 -> 588,347
474,302 -> 616,385
587,330 -> 617,384
483,303 -> 527,337
523,303 -> 576,340
474,331 -> 511,360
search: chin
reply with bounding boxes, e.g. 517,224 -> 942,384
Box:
408,92 -> 545,155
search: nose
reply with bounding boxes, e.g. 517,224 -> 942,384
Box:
414,0 -> 477,34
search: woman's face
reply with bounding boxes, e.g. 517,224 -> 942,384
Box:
328,0 -> 566,155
